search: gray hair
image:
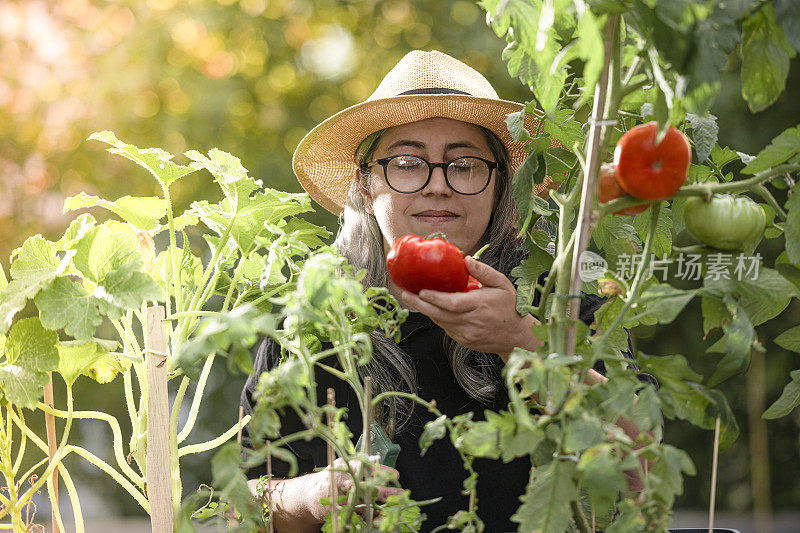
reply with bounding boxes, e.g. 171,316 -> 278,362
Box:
333,124 -> 526,436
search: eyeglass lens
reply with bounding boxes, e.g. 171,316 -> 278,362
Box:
384,155 -> 491,194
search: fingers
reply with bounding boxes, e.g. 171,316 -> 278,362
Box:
465,256 -> 511,288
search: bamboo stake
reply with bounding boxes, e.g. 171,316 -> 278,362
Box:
266,440 -> 274,533
708,417 -> 720,533
566,15 -> 619,356
327,388 -> 338,533
363,377 -> 373,531
43,373 -> 59,533
145,306 -> 173,532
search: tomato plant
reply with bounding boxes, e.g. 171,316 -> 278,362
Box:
613,122 -> 692,201
386,234 -> 469,294
683,195 -> 767,251
597,163 -> 649,215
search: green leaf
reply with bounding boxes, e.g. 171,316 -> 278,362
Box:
639,284 -> 699,324
592,216 -> 640,253
741,6 -> 796,113
192,189 -> 312,254
100,262 -> 162,310
775,325 -> 800,352
419,415 -> 447,456
785,182 -> 800,263
648,444 -> 695,507
743,125 -> 800,175
687,113 -> 718,163
57,340 -> 123,387
53,214 -> 97,251
512,250 -> 554,314
64,193 -> 167,231
542,109 -> 585,153
172,304 -> 276,379
763,369 -> 800,419
512,460 -> 577,533
705,389 -> 740,451
776,251 -> 800,291
210,442 -> 255,522
578,444 -> 628,517
632,205 -> 673,256
563,415 -> 604,453
704,268 -> 796,326
35,278 -> 111,340
73,223 -> 139,284
543,147 -> 577,180
0,250 -> 71,334
89,131 -> 197,188
630,385 -> 663,433
455,419 -> 502,459
0,263 -> 5,292
638,353 -> 712,427
0,318 -> 59,409
512,152 -> 548,234
710,144 -> 741,169
706,297 -> 755,387
10,236 -> 60,280
505,110 -> 531,142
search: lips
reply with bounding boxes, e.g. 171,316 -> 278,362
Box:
413,210 -> 458,218
412,210 -> 459,224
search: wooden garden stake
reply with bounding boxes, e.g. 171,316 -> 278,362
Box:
327,388 -> 338,533
43,373 -> 59,533
145,306 -> 173,532
708,417 -> 721,533
363,377 -> 373,531
566,14 -> 619,357
266,440 -> 274,533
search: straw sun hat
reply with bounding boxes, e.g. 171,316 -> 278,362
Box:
292,49 -> 554,215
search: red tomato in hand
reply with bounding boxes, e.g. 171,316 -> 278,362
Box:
465,275 -> 482,292
386,234 -> 469,294
597,163 -> 648,216
613,122 -> 692,201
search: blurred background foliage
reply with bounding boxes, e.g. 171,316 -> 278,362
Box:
1,0 -> 798,523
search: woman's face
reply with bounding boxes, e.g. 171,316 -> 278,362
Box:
361,117 -> 497,256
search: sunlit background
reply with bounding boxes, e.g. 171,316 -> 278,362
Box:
2,0 -> 799,529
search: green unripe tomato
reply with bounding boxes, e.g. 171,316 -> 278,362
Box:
683,194 -> 766,251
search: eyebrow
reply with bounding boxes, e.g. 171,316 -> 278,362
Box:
384,140 -> 482,152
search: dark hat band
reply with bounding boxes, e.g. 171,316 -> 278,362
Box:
397,88 -> 471,96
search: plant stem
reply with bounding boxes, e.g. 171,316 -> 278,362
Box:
162,185 -> 182,316
15,386 -> 75,511
571,499 -> 592,533
179,209 -> 238,341
36,402 -> 145,486
9,411 -> 151,514
176,350 -> 222,444
754,184 -> 787,220
178,415 -> 252,457
595,202 -> 662,356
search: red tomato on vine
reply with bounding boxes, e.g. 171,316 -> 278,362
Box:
613,122 -> 692,201
597,163 -> 648,216
386,234 -> 469,294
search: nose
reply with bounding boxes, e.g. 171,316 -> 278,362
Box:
422,165 -> 452,196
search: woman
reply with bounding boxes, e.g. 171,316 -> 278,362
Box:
241,50 -> 641,532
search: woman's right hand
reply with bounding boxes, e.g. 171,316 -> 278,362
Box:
305,457 -> 404,523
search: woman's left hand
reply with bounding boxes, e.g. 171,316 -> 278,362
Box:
400,256 -> 542,362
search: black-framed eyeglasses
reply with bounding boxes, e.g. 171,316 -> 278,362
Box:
360,154 -> 500,195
